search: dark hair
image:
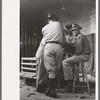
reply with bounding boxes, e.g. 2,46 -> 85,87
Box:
65,24 -> 72,30
47,13 -> 58,21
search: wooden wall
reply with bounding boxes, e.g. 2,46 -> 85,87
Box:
20,0 -> 95,58
43,1 -> 95,35
20,6 -> 43,57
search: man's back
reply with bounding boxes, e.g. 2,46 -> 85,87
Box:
42,21 -> 64,44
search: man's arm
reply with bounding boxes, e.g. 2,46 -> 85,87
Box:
82,35 -> 91,54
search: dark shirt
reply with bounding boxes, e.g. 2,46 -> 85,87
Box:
75,33 -> 91,55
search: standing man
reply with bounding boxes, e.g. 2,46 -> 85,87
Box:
62,24 -> 91,88
42,13 -> 65,98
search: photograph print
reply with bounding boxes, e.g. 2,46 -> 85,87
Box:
20,0 -> 96,100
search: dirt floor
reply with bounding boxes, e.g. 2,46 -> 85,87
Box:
20,79 -> 95,100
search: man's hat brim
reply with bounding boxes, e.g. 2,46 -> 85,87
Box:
71,27 -> 82,31
46,16 -> 53,19
46,13 -> 57,19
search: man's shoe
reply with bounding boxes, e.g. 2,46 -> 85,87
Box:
45,87 -> 51,96
36,85 -> 46,93
65,82 -> 73,89
49,89 -> 57,98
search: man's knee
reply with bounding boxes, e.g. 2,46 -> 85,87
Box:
49,72 -> 56,78
62,59 -> 70,67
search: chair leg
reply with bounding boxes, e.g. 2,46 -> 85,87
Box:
73,62 -> 91,95
73,66 -> 77,93
81,68 -> 84,82
72,78 -> 75,93
58,76 -> 60,92
83,68 -> 91,95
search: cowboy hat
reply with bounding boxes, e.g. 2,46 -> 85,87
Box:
71,24 -> 82,31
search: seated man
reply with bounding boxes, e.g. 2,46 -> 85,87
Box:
62,24 -> 91,89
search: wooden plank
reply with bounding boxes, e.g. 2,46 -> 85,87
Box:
21,63 -> 37,66
20,72 -> 36,79
21,57 -> 36,60
21,72 -> 36,75
21,67 -> 37,71
74,86 -> 88,87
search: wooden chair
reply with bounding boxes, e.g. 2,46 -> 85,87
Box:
73,62 -> 91,95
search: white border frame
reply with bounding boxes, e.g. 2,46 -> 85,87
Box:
2,0 -> 20,100
96,0 -> 98,100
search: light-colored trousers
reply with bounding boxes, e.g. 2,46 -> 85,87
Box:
44,43 -> 63,79
62,54 -> 90,80
35,43 -> 46,89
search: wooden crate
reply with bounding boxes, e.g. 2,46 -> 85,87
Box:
20,57 -> 37,79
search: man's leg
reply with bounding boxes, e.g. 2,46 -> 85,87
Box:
63,54 -> 90,80
56,44 -> 64,88
44,44 -> 57,98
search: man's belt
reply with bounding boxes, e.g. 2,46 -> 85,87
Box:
46,41 -> 62,45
